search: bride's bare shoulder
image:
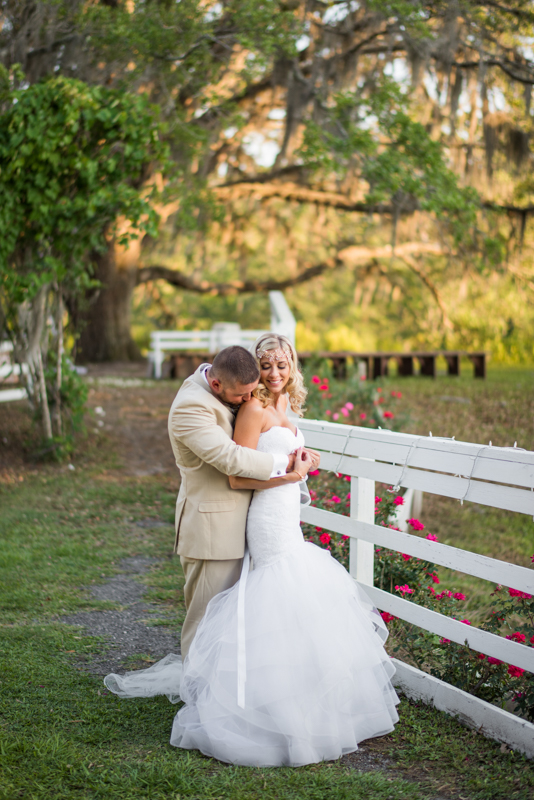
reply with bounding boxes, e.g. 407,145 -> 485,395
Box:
236,397 -> 264,422
234,397 -> 266,446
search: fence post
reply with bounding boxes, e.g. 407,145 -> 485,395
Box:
349,465 -> 375,586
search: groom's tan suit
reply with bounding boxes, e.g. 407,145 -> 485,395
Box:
168,365 -> 277,657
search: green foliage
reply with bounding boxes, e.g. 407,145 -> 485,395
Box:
0,74 -> 169,304
299,77 -> 480,248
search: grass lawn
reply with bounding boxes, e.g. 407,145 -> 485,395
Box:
1,365 -> 534,799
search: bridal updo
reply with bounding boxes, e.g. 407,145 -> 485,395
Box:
251,333 -> 307,417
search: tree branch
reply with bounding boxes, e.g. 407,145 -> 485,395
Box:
137,242 -> 447,295
214,182 -> 394,213
136,258 -> 339,295
214,181 -> 534,218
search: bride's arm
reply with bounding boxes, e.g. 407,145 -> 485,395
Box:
229,449 -> 308,490
229,401 -> 304,490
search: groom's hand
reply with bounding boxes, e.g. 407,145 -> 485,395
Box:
286,452 -> 297,472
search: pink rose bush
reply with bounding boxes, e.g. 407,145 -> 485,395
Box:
303,368 -> 404,431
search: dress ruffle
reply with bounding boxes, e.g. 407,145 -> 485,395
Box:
171,542 -> 399,767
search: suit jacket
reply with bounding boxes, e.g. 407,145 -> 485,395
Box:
168,364 -> 274,560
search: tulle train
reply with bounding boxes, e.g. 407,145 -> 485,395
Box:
170,542 -> 399,766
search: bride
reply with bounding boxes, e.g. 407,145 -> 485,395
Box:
105,333 -> 399,767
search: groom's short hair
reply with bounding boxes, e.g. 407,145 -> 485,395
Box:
211,346 -> 260,386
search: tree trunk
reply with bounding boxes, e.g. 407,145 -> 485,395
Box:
76,242 -> 141,362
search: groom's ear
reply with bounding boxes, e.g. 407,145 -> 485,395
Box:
210,376 -> 223,394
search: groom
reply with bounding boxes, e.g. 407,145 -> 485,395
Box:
168,345 -> 295,658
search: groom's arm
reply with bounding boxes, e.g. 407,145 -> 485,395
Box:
170,402 -> 274,480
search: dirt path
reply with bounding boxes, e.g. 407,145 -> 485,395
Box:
61,554 -> 181,676
84,362 -> 180,477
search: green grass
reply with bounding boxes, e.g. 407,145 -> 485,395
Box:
1,458 -> 534,799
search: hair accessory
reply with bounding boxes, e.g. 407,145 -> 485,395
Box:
256,346 -> 292,364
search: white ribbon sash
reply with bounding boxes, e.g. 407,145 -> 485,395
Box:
236,547 -> 250,709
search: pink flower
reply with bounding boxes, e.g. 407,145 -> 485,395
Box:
381,612 -> 396,624
425,533 -> 438,542
319,532 -> 331,545
341,407 -> 349,417
407,518 -> 425,531
342,535 -> 350,541
315,527 -> 322,532
395,584 -> 414,595
461,619 -> 471,625
508,665 -> 525,678
377,387 -> 382,393
344,475 -> 351,482
506,632 -> 527,643
359,412 -> 367,420
508,587 -> 532,599
428,573 -> 440,584
309,469 -> 320,476
531,554 -> 534,563
453,592 -> 466,601
333,413 -> 339,420
325,409 -> 332,416
488,656 -> 503,665
319,385 -> 329,392
530,636 -> 534,645
440,638 -> 450,645
383,411 -> 394,419
360,375 -> 366,381
331,495 -> 341,504
401,554 -> 411,562
309,490 -> 317,500
346,492 -> 351,500
393,496 -> 404,506
345,402 -> 354,410
427,586 -> 436,595
476,653 -> 486,660
311,375 -> 321,384
375,497 -> 382,504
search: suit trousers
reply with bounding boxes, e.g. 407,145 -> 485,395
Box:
180,555 -> 243,659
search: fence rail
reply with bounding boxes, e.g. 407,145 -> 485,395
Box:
299,418 -> 534,755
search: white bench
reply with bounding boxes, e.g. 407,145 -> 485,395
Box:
147,291 -> 297,379
0,342 -> 29,402
147,327 -> 268,379
300,419 -> 534,757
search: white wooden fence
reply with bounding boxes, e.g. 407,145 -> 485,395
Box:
299,419 -> 534,757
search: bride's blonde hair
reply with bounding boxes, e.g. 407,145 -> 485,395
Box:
251,333 -> 307,416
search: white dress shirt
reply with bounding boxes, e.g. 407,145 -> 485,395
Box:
202,367 -> 289,478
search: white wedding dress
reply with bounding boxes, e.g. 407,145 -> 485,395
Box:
105,426 -> 399,767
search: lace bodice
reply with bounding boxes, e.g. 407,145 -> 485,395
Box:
246,426 -> 305,568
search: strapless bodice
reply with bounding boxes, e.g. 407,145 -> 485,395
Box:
256,425 -> 305,456
246,425 -> 305,568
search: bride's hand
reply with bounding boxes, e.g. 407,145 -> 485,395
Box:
304,448 -> 321,470
294,447 -> 312,480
